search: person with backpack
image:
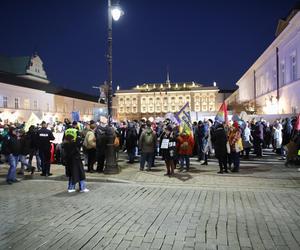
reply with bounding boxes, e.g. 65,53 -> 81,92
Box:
83,121 -> 97,173
139,121 -> 157,171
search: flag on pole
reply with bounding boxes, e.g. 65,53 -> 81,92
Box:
215,102 -> 228,124
175,102 -> 193,135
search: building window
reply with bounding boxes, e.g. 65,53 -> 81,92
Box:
291,53 -> 297,82
133,106 -> 137,113
24,99 -> 30,109
3,96 -> 8,108
142,106 -> 146,112
34,100 -> 38,110
14,98 -> 19,109
280,62 -> 285,86
119,107 -> 124,113
126,107 -> 131,113
119,98 -> 124,103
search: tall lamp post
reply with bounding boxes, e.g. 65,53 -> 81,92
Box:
104,0 -> 123,174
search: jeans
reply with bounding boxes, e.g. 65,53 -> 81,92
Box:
68,177 -> 86,190
19,155 -> 32,172
140,152 -> 154,170
7,154 -> 19,181
230,152 -> 240,171
180,155 -> 190,170
29,149 -> 41,171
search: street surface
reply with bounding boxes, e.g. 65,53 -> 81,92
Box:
0,150 -> 299,250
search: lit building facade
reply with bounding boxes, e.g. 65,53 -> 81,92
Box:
0,54 -> 104,123
236,8 -> 300,114
114,81 -> 231,121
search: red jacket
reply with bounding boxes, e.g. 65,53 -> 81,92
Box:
177,134 -> 194,156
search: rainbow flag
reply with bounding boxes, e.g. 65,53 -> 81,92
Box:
215,102 -> 228,124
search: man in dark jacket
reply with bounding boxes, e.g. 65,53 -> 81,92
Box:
126,123 -> 138,164
18,129 -> 35,175
2,126 -> 22,184
95,122 -> 107,172
37,121 -> 55,176
27,125 -> 41,171
211,123 -> 228,174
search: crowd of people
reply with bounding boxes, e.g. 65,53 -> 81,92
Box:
0,115 -> 299,191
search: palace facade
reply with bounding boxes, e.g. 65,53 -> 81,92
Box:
114,81 -> 232,121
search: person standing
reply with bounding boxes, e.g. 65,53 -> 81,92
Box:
160,125 -> 176,177
254,119 -> 264,157
37,121 -> 55,177
63,130 -> 89,193
2,126 -> 21,184
95,121 -> 107,173
125,123 -> 138,164
177,130 -> 194,172
242,122 -> 252,159
212,123 -> 228,174
139,121 -> 157,171
27,125 -> 41,172
83,122 -> 97,173
18,129 -> 35,175
228,121 -> 243,172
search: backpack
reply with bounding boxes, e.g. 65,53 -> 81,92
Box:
144,131 -> 154,146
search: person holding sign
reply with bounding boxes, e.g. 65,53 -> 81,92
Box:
160,125 -> 176,177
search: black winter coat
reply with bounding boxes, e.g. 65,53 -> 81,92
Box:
212,127 -> 227,159
2,133 -> 21,156
63,142 -> 86,183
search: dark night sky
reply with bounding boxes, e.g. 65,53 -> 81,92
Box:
0,0 -> 299,95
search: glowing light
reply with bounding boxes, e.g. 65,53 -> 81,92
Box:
111,6 -> 123,21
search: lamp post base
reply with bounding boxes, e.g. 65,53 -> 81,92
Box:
104,126 -> 120,174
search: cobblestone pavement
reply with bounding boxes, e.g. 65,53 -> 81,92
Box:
0,150 -> 300,250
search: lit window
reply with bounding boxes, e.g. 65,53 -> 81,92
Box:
291,53 -> 297,82
3,96 -> 8,108
34,100 -> 38,110
14,98 -> 19,109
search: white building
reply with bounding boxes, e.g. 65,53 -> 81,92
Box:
0,54 -> 104,123
236,7 -> 300,114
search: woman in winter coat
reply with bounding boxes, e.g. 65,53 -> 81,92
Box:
177,130 -> 194,172
228,121 -> 243,172
212,123 -> 228,174
63,133 -> 89,193
160,125 -> 176,177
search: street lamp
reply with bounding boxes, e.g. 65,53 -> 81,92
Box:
104,0 -> 123,174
